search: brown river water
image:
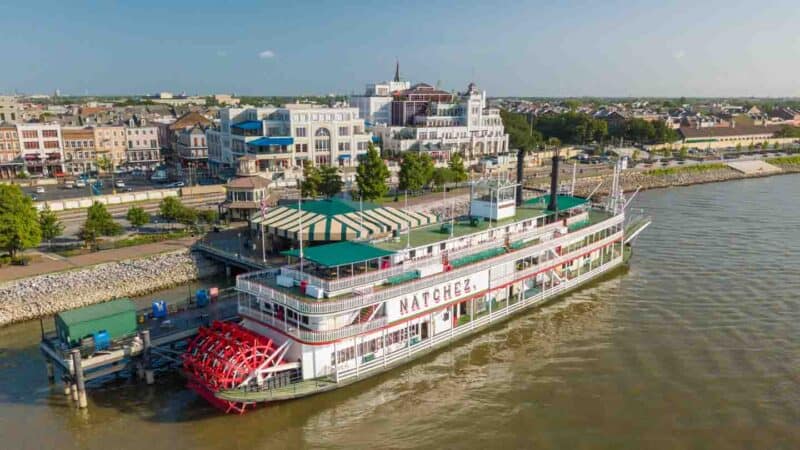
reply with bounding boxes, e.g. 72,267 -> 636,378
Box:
1,174 -> 799,449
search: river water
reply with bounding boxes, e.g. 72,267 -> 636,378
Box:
2,175 -> 800,449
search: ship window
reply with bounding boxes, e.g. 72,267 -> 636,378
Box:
427,245 -> 433,254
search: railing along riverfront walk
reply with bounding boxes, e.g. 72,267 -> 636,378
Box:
237,214 -> 624,316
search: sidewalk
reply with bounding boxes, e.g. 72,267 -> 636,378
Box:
0,237 -> 200,283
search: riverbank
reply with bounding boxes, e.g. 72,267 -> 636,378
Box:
0,249 -> 220,326
569,160 -> 800,197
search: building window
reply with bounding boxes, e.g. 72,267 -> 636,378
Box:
296,127 -> 307,137
42,130 -> 58,138
24,141 -> 39,150
22,130 -> 38,139
338,126 -> 349,136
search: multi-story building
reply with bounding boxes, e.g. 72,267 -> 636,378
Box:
373,82 -> 508,162
93,125 -> 127,166
0,123 -> 22,178
61,127 -> 98,174
124,125 -> 161,170
158,112 -> 212,167
176,125 -> 209,170
349,63 -> 410,125
0,96 -> 22,123
207,104 -> 372,178
16,122 -> 64,175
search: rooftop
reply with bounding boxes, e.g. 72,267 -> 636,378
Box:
57,298 -> 135,326
282,241 -> 395,267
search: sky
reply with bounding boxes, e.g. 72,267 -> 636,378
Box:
2,0 -> 800,97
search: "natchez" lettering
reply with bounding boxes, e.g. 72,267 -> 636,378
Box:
399,277 -> 474,316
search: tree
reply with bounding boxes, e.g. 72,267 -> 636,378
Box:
39,206 -> 64,248
80,201 -> 122,248
0,184 -> 41,258
95,155 -> 112,174
773,141 -> 781,150
679,147 -> 689,159
632,149 -> 641,161
197,209 -> 218,224
735,142 -> 743,152
419,153 -> 435,186
448,153 -> 468,182
319,165 -> 343,198
398,152 -> 427,193
159,196 -> 183,222
355,143 -> 390,201
300,162 -> 322,198
748,142 -> 755,150
431,167 -> 455,188
126,206 -> 150,230
175,206 -> 198,226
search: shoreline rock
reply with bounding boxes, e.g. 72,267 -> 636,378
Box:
0,250 -> 220,327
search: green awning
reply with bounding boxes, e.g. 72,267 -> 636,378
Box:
524,194 -> 588,213
282,241 -> 395,267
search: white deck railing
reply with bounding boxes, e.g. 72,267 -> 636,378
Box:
237,214 -> 624,315
334,255 -> 624,382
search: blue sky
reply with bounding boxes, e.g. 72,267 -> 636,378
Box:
2,0 -> 800,97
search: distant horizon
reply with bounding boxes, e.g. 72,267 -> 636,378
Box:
3,1 -> 800,97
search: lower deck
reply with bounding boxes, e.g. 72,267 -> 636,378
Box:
216,246 -> 630,404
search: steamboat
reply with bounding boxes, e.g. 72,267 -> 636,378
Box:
182,158 -> 650,413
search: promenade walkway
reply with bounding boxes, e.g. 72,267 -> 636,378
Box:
0,237 -> 199,283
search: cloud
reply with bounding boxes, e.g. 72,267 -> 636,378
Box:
672,49 -> 686,60
258,49 -> 275,59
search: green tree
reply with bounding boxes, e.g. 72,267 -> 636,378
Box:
748,142 -> 755,150
355,143 -> 390,201
175,206 -> 198,226
419,153 -> 435,186
319,165 -> 343,198
398,152 -> 427,193
0,185 -> 42,257
773,141 -> 781,150
39,206 -> 64,248
448,153 -> 468,182
159,196 -> 183,221
431,167 -> 455,188
80,201 -> 122,248
198,209 -> 218,224
632,149 -> 641,161
679,147 -> 689,159
95,155 -> 112,174
300,162 -> 322,198
126,206 -> 150,230
735,142 -> 743,152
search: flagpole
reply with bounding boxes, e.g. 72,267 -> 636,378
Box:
405,190 -> 410,249
298,197 -> 304,275
260,199 -> 267,263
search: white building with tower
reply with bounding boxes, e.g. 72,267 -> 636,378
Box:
349,62 -> 410,126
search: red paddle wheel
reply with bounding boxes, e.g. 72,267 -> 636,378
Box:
183,321 -> 286,414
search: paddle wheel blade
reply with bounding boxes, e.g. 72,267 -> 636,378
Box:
182,321 -> 286,414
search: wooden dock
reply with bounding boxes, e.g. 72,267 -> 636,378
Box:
39,291 -> 240,410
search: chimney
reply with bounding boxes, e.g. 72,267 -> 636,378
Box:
547,150 -> 560,213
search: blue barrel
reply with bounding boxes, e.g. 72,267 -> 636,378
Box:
93,330 -> 110,351
196,289 -> 209,308
152,300 -> 168,318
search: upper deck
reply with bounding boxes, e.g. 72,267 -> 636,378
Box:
237,197 -> 620,316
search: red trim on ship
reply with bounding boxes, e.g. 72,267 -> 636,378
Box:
241,238 -> 623,346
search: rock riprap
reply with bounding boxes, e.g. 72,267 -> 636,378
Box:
0,250 -> 219,326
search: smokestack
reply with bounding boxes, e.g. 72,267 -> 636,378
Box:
547,150 -> 560,213
515,148 -> 524,206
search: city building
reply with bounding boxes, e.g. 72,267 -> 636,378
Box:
0,123 -> 22,178
176,125 -> 209,171
93,125 -> 127,166
221,159 -> 273,221
373,82 -> 508,162
213,94 -> 240,106
16,122 -> 64,175
61,127 -> 98,174
0,96 -> 21,123
349,62 -> 410,125
124,125 -> 161,170
147,92 -> 207,106
207,104 -> 372,179
676,122 -> 795,150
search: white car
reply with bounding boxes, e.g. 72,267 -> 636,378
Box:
75,179 -> 87,188
115,180 -> 126,188
35,186 -> 46,194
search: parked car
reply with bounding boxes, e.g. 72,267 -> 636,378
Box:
75,179 -> 87,188
35,186 -> 46,194
115,180 -> 126,188
64,181 -> 75,189
166,181 -> 185,188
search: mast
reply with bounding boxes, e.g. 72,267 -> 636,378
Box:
298,197 -> 304,275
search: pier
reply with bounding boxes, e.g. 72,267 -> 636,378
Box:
39,290 -> 239,410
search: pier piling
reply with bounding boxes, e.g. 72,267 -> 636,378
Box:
142,330 -> 154,385
71,349 -> 88,409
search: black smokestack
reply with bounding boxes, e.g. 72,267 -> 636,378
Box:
547,150 -> 559,213
516,148 -> 525,206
